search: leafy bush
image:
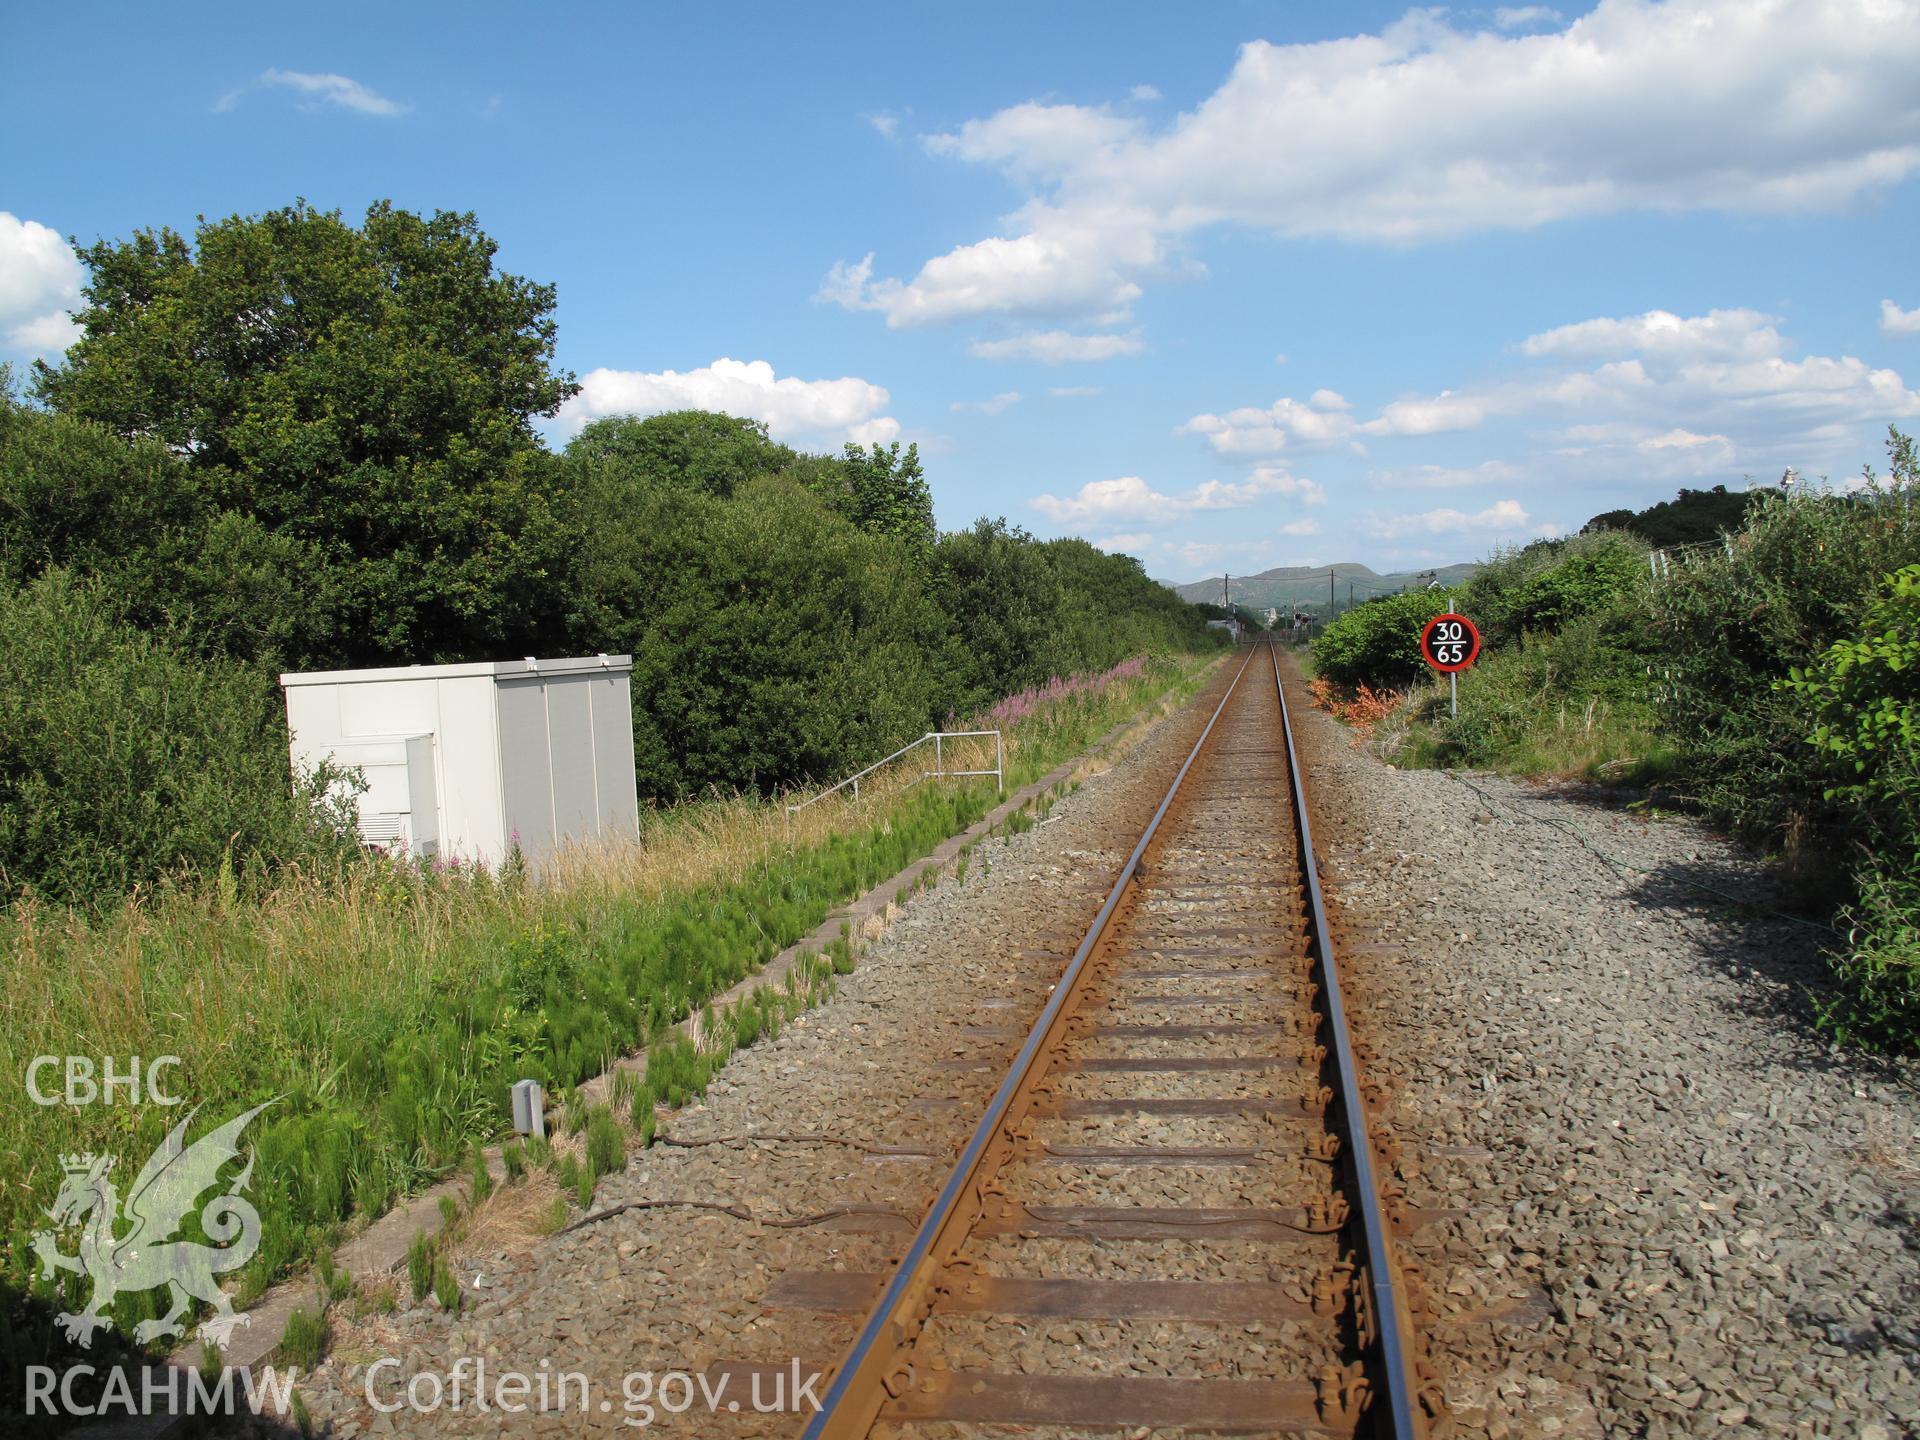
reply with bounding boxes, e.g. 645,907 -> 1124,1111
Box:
1783,564 -> 1920,1047
1646,433 -> 1920,839
1825,855 -> 1920,1051
1784,563 -> 1920,811
0,570 -> 357,906
1313,588 -> 1460,688
1460,530 -> 1649,649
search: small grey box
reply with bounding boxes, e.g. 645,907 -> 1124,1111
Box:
510,1079 -> 546,1140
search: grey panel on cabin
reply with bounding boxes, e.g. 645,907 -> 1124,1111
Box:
405,735 -> 439,855
495,678 -> 554,861
546,677 -> 597,845
589,675 -> 639,838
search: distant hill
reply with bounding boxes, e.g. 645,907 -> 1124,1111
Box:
1167,561 -> 1480,616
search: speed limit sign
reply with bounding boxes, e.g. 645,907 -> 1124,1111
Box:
1420,612 -> 1480,672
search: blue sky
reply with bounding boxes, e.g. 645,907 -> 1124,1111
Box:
5,1 -> 1919,581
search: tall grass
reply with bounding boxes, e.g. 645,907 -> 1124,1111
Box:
1380,609 -> 1676,783
0,651 -> 1212,1370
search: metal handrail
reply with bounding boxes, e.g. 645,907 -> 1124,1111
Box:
783,730 -> 1003,839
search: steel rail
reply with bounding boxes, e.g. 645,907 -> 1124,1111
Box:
799,644 -> 1260,1440
1269,642 -> 1424,1439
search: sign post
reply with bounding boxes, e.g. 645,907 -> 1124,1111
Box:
1419,612 -> 1481,716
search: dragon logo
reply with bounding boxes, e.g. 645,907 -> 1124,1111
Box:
31,1102 -> 271,1349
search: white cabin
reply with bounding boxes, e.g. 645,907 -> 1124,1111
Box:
280,655 -> 640,867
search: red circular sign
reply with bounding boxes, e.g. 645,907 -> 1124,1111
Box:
1420,612 -> 1481,672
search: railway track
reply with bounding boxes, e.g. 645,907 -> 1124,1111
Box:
797,643 -> 1438,1438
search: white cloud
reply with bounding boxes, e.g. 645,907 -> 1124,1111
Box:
823,217 -> 1156,328
847,418 -> 903,446
1368,460 -> 1522,489
867,111 -> 902,140
559,357 -> 898,446
1189,467 -> 1327,508
1280,517 -> 1322,536
1521,307 -> 1784,362
1031,464 -> 1322,526
1333,307 -> 1920,465
1366,499 -> 1534,540
967,329 -> 1145,363
219,68 -> 406,117
1092,531 -> 1153,553
1048,385 -> 1102,398
1255,467 -> 1326,504
1180,391 -> 1358,454
826,2 -> 1920,325
1130,84 -> 1162,102
1494,6 -> 1561,29
1032,476 -> 1177,525
1883,299 -> 1920,336
0,213 -> 82,356
1362,391 -> 1491,437
1171,538 -> 1303,572
1638,427 -> 1736,468
8,311 -> 82,353
952,390 -> 1022,415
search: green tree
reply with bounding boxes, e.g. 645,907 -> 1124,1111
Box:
0,398 -> 324,663
576,475 -> 943,797
1040,537 -> 1216,663
0,395 -> 200,589
835,441 -> 935,563
933,519 -> 1065,711
1583,483 -> 1772,547
564,411 -> 797,499
33,200 -> 579,667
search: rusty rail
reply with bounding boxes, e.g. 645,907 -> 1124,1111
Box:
1272,644 -> 1425,1438
798,642 -> 1428,1438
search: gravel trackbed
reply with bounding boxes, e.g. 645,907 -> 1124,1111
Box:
1291,674 -> 1920,1439
260,660 -> 1919,1439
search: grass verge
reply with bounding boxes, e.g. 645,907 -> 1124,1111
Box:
1,650 -> 1218,1382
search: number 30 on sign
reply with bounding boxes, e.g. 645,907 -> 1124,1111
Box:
1420,612 -> 1480,672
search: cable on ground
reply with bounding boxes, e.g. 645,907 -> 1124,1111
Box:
1440,768 -> 1843,940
